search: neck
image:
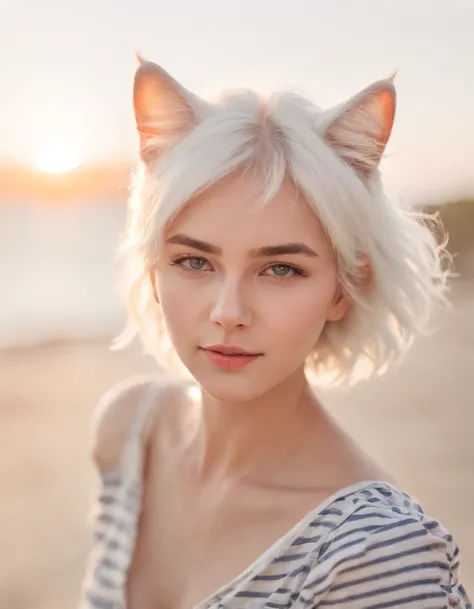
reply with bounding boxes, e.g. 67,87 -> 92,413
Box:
193,366 -> 326,481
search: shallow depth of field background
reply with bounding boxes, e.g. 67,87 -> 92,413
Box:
1,2 -> 473,607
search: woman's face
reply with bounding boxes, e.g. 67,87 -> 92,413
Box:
153,171 -> 350,402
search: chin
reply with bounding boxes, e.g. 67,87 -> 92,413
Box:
197,373 -> 267,404
184,359 -> 273,404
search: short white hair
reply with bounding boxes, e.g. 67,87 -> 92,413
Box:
111,59 -> 452,388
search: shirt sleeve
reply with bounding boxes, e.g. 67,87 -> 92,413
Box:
303,507 -> 472,608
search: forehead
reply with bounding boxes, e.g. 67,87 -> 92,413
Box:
166,171 -> 331,253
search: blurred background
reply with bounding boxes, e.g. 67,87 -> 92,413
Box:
0,1 -> 473,608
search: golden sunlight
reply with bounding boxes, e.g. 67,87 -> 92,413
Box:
33,140 -> 84,174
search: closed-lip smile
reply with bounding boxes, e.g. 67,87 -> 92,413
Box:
201,344 -> 262,356
199,345 -> 263,370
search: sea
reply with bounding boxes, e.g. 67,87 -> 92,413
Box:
0,197 -> 128,349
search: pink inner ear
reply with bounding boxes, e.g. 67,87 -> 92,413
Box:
133,63 -> 201,164
378,89 -> 396,144
323,83 -> 396,181
362,88 -> 396,146
134,69 -> 166,121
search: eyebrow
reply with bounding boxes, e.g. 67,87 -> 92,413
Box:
165,234 -> 319,258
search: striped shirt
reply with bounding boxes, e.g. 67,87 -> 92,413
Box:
79,385 -> 472,609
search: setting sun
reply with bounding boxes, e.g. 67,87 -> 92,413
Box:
33,141 -> 84,174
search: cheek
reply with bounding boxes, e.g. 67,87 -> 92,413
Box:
265,278 -> 337,344
155,274 -> 197,334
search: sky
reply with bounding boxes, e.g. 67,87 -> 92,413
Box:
0,0 -> 473,203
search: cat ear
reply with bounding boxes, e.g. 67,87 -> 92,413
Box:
322,77 -> 397,180
133,57 -> 208,162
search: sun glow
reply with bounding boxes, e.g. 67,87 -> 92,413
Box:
33,140 -> 84,174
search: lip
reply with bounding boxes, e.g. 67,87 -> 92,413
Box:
199,345 -> 262,370
202,344 -> 261,356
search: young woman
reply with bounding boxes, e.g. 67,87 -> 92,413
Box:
79,57 -> 471,608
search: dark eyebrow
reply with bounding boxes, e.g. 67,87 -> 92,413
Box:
165,234 -> 319,258
251,243 -> 319,258
165,234 -> 221,254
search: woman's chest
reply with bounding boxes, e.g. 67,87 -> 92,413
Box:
125,476 -> 325,609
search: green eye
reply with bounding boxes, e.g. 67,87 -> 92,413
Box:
264,264 -> 307,278
169,255 -> 209,271
187,257 -> 206,270
271,264 -> 293,276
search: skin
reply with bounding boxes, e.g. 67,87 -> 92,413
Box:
127,170 -> 391,609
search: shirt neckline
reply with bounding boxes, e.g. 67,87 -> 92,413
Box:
188,479 -> 406,609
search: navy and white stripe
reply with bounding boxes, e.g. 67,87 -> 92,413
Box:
79,391 -> 471,609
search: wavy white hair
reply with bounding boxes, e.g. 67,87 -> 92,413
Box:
111,58 -> 452,388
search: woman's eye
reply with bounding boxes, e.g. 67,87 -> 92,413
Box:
265,264 -> 302,277
183,257 -> 207,270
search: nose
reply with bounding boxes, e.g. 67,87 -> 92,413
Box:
209,278 -> 252,329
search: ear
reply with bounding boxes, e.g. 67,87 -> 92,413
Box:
327,255 -> 373,322
322,77 -> 397,180
133,57 -> 207,163
326,289 -> 352,323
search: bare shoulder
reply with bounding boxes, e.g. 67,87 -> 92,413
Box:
90,372 -> 193,470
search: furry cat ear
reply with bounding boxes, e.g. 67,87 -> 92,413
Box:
133,57 -> 208,162
321,77 -> 397,180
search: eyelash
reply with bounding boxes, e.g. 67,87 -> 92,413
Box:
168,254 -> 309,278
